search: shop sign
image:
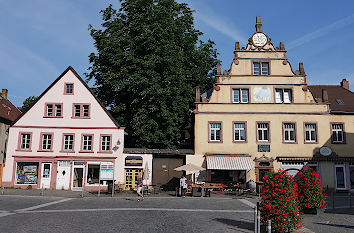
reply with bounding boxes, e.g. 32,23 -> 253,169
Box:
258,145 -> 270,152
125,156 -> 143,166
100,162 -> 114,180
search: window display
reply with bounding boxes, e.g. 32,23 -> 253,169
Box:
87,164 -> 100,185
16,162 -> 39,184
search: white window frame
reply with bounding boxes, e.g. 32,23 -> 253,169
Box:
283,123 -> 296,142
335,164 -> 347,190
82,135 -> 93,151
305,123 -> 317,142
332,124 -> 344,143
253,62 -> 269,75
234,123 -> 246,142
209,123 -> 221,142
41,134 -> 52,150
233,89 -> 249,103
257,123 -> 269,142
64,134 -> 74,151
275,88 -> 292,103
20,133 -> 31,150
101,136 -> 111,151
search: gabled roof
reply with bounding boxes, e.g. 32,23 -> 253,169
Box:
308,85 -> 354,113
0,95 -> 21,124
12,66 -> 121,128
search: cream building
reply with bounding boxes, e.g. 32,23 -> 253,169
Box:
188,16 -> 354,192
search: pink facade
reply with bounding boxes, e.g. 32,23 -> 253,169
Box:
2,67 -> 125,191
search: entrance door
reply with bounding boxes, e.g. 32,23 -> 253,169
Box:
124,169 -> 142,190
56,160 -> 71,190
72,161 -> 85,191
40,163 -> 52,189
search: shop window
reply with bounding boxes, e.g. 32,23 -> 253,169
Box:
283,123 -> 296,143
16,162 -> 39,184
233,89 -> 249,103
257,122 -> 269,142
350,166 -> 354,190
209,122 -> 222,142
305,123 -> 317,143
87,164 -> 100,185
331,123 -> 345,143
335,164 -> 346,190
64,83 -> 74,95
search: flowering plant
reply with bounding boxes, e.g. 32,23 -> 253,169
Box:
260,170 -> 302,232
296,168 -> 326,210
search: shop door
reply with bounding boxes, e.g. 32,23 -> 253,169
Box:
40,163 -> 52,189
124,169 -> 142,190
56,160 -> 71,190
72,161 -> 85,191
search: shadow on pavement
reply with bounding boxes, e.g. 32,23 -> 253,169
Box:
325,208 -> 354,215
315,222 -> 354,230
214,218 -> 253,231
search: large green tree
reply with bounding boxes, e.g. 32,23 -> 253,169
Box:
87,0 -> 218,148
18,96 -> 38,112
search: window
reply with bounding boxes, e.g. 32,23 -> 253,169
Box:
350,165 -> 354,189
15,162 -> 39,184
63,134 -> 74,151
19,133 -> 32,151
45,103 -> 63,117
234,122 -> 246,142
307,162 -> 318,174
253,62 -> 269,75
305,123 -> 317,143
73,104 -> 90,118
335,164 -> 346,190
100,135 -> 111,152
233,89 -> 249,103
209,122 -> 222,142
331,123 -> 344,143
87,163 -> 100,185
283,123 -> 296,143
64,83 -> 74,94
40,133 -> 53,151
82,135 -> 93,151
275,89 -> 292,103
257,123 -> 269,142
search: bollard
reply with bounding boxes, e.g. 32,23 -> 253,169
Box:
81,189 -> 84,198
332,190 -> 335,209
254,207 -> 257,233
257,203 -> 261,233
267,220 -> 271,233
40,186 -> 44,196
1,185 -> 4,195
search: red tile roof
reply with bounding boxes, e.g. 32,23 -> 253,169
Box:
308,85 -> 354,113
0,94 -> 21,123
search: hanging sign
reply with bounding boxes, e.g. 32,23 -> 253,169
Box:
125,156 -> 143,166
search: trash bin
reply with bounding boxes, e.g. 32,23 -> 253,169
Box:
107,180 -> 113,194
192,187 -> 202,197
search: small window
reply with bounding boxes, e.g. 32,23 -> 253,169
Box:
65,83 -> 74,94
209,123 -> 222,142
233,89 -> 249,103
101,135 -> 111,152
20,133 -> 31,150
305,123 -> 317,143
257,123 -> 269,142
45,103 -> 63,117
234,123 -> 246,142
82,135 -> 93,151
47,104 -> 53,116
283,123 -> 296,142
74,105 -> 81,117
275,89 -> 292,103
331,123 -> 344,143
63,134 -> 74,151
336,99 -> 344,105
41,134 -> 53,150
73,104 -> 90,118
253,62 -> 269,75
55,104 -> 62,117
335,164 -> 346,190
83,105 -> 89,117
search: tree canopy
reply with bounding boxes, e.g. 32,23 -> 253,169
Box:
87,0 -> 218,148
18,96 -> 38,112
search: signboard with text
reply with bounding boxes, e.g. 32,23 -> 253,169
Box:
258,145 -> 270,152
100,162 -> 114,180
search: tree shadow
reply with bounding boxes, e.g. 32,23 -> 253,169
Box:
325,208 -> 354,215
214,217 -> 253,231
315,222 -> 354,230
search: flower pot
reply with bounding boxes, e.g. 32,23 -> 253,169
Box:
303,207 -> 324,215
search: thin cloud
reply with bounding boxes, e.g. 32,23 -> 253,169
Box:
288,13 -> 354,50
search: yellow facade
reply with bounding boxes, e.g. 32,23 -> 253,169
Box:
188,17 -> 354,191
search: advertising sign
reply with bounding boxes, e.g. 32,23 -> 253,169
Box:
100,162 -> 114,180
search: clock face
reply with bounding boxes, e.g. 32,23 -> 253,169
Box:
252,33 -> 267,47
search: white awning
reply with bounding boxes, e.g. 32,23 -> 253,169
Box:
207,156 -> 253,170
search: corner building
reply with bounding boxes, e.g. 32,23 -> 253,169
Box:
188,17 -> 354,192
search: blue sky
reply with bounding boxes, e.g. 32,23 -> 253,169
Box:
1,0 -> 354,107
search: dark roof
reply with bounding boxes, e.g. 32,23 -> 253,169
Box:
124,148 -> 194,155
12,66 -> 121,128
308,85 -> 354,113
0,95 -> 21,124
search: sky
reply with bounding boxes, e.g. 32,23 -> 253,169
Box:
1,0 -> 354,107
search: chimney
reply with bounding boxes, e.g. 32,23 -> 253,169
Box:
255,16 -> 262,32
340,78 -> 349,90
235,42 -> 240,51
279,42 -> 285,50
1,89 -> 8,100
322,89 -> 328,102
299,62 -> 305,75
216,62 -> 221,75
195,86 -> 200,102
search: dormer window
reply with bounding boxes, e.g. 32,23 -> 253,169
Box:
64,83 -> 74,95
253,62 -> 269,75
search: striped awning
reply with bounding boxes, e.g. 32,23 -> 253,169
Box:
207,156 -> 253,170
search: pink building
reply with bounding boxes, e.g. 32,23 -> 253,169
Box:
2,67 -> 127,191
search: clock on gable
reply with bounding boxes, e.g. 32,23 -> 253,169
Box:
252,33 -> 267,47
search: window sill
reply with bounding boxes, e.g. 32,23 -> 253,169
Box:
15,149 -> 32,152
233,140 -> 247,143
304,141 -> 318,144
43,116 -> 63,118
59,150 -> 75,153
37,149 -> 54,152
79,151 -> 94,153
98,151 -> 113,154
64,93 -> 74,95
208,141 -> 223,143
283,141 -> 297,144
71,117 -> 91,119
257,141 -> 270,143
331,141 -> 346,144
